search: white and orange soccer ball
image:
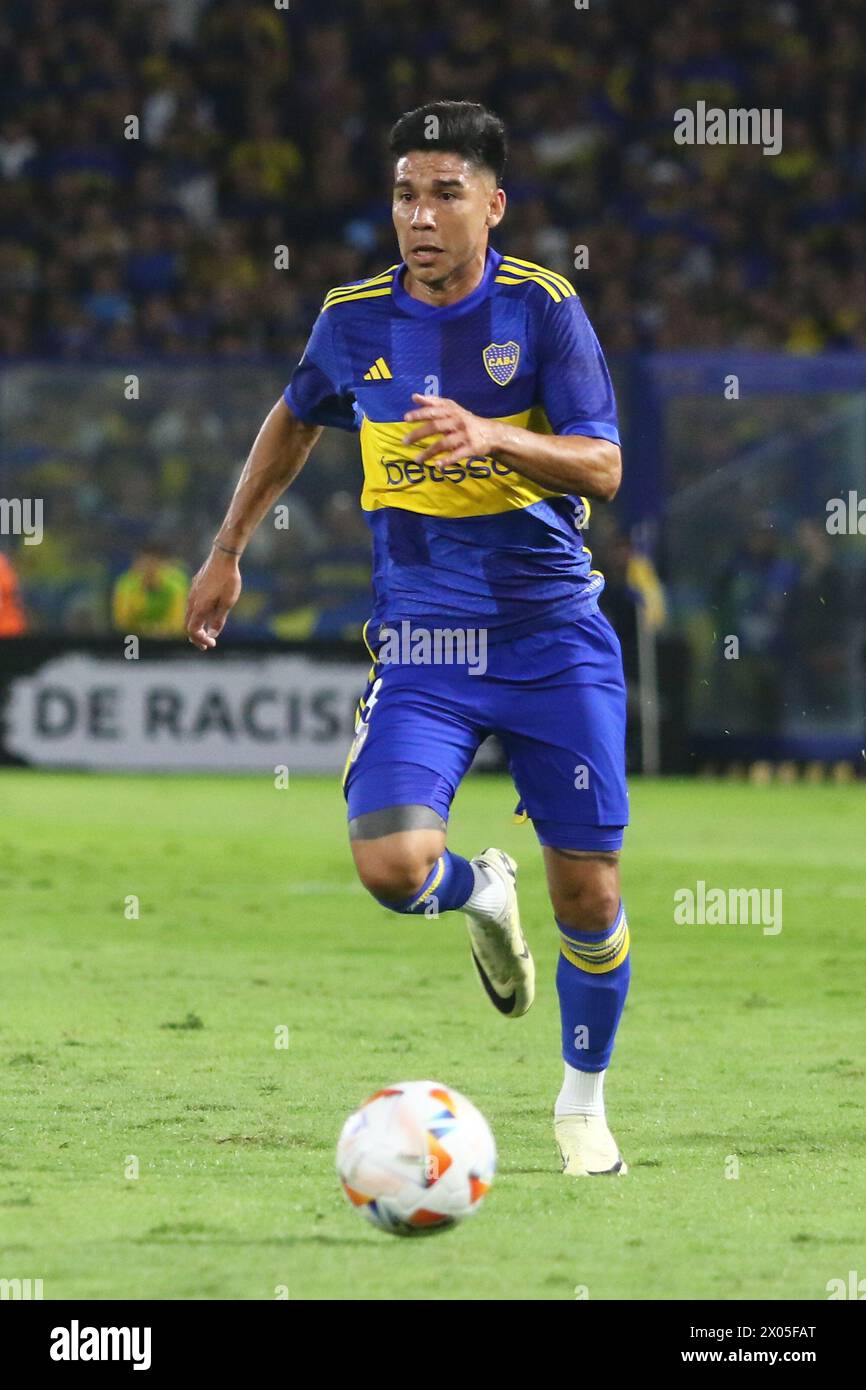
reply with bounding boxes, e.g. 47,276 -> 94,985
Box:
336,1080 -> 496,1236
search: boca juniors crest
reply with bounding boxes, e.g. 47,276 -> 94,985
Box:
482,341 -> 520,385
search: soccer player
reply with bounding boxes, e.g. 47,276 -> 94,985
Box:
186,102 -> 630,1177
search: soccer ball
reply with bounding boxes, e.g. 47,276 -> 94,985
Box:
336,1080 -> 496,1236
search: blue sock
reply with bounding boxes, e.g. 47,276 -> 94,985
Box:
556,902 -> 631,1071
372,849 -> 475,917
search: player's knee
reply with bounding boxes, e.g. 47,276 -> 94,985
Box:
551,879 -> 620,932
354,843 -> 439,908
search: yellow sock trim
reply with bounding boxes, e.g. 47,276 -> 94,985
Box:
559,920 -> 630,974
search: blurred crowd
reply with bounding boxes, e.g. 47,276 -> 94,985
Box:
0,361 -> 378,639
0,0 -> 863,361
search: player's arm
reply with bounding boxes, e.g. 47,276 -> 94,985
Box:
404,396 -> 621,501
185,399 -> 322,650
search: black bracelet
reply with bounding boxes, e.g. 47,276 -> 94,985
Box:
213,541 -> 242,557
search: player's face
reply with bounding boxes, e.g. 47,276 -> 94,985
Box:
392,152 -> 505,294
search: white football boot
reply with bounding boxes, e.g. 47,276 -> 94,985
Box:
554,1114 -> 628,1176
464,848 -> 535,1018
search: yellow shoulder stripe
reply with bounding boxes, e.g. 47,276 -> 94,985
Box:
324,265 -> 397,297
500,255 -> 577,298
495,272 -> 565,303
323,286 -> 394,310
322,286 -> 394,310
323,266 -> 398,309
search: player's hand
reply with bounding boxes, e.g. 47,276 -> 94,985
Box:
185,548 -> 242,651
403,393 -> 502,466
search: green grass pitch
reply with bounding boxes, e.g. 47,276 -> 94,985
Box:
1,769 -> 864,1301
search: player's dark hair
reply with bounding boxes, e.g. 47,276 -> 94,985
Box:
389,101 -> 507,184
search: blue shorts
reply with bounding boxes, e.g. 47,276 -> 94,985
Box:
343,607 -> 628,851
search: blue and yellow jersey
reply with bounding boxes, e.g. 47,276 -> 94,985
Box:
283,246 -> 619,641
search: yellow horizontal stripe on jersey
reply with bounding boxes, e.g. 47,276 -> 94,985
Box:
359,407 -> 565,517
323,285 -> 394,310
323,267 -> 398,304
500,256 -> 577,298
325,281 -> 394,308
494,273 -> 564,303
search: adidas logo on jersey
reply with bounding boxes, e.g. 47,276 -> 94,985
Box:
363,357 -> 393,380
